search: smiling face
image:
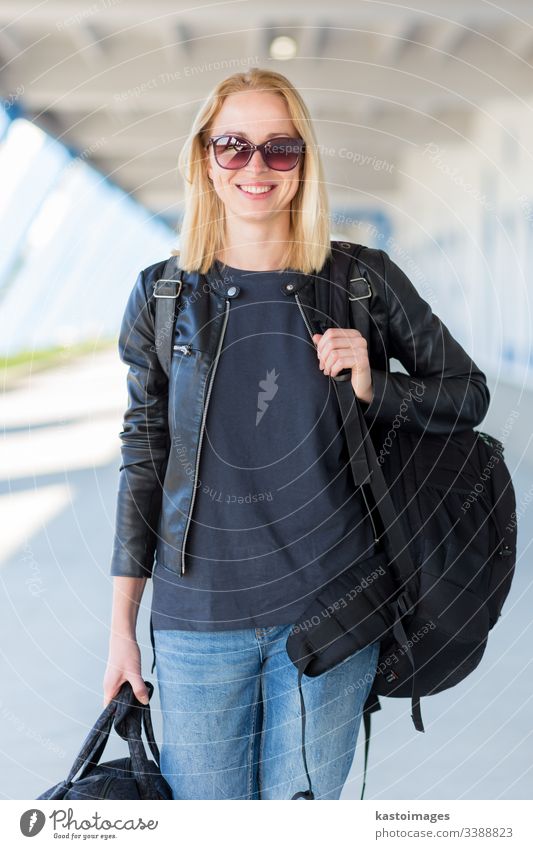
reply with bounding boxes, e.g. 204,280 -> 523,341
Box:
205,90 -> 302,223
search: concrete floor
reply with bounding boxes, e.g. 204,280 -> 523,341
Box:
1,348 -> 531,800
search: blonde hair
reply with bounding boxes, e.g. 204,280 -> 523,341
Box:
172,66 -> 332,275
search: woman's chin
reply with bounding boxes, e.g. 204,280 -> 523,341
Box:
229,202 -> 289,222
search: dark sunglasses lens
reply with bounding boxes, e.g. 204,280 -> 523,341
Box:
264,138 -> 304,170
213,137 -> 251,169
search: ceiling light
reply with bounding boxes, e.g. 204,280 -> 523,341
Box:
269,36 -> 298,61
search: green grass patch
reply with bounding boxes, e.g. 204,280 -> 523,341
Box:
1,337 -> 118,386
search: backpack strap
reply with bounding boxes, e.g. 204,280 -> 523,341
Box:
360,691 -> 381,800
329,240 -> 372,343
329,242 -> 420,602
328,242 -> 374,489
150,255 -> 185,674
328,242 -> 424,719
152,254 -> 184,379
290,662 -> 316,800
150,611 -> 156,674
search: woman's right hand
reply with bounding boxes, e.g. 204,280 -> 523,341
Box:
103,634 -> 151,707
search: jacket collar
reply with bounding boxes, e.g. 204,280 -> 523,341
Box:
203,260 -> 315,300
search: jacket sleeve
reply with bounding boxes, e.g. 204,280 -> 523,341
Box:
359,248 -> 491,434
110,269 -> 170,578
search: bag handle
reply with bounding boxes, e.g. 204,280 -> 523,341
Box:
65,681 -> 161,798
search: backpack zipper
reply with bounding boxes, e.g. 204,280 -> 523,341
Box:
294,290 -> 381,545
180,298 -> 231,576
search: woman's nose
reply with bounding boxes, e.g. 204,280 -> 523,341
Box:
242,149 -> 270,173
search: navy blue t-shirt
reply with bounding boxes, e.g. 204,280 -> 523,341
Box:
151,263 -> 376,630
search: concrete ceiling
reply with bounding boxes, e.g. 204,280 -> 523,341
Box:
1,0 -> 532,224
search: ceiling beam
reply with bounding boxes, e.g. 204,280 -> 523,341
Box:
1,1 -> 532,25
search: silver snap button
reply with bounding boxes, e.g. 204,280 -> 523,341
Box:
227,285 -> 237,296
286,283 -> 295,291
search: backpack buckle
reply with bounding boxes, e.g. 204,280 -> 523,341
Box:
153,278 -> 182,298
348,277 -> 372,301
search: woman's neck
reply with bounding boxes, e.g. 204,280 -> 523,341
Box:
215,218 -> 291,271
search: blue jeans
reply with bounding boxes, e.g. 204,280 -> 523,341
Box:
154,623 -> 380,800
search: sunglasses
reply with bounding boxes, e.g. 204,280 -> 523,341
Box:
206,134 -> 305,171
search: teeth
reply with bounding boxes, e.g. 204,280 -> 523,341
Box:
238,185 -> 273,194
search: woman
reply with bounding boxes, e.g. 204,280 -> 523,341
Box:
103,67 -> 490,800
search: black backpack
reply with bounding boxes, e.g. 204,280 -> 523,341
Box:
151,246 -> 517,800
37,681 -> 173,800
284,241 -> 517,799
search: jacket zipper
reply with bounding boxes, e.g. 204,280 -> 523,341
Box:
294,291 -> 315,339
180,298 -> 231,576
294,291 -> 380,545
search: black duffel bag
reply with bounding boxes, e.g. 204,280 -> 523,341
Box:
37,681 -> 173,800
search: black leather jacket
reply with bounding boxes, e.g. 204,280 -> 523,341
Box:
110,243 -> 491,579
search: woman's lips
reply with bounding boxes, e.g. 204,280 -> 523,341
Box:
236,185 -> 276,198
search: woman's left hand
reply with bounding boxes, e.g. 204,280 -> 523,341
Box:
312,329 -> 374,405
